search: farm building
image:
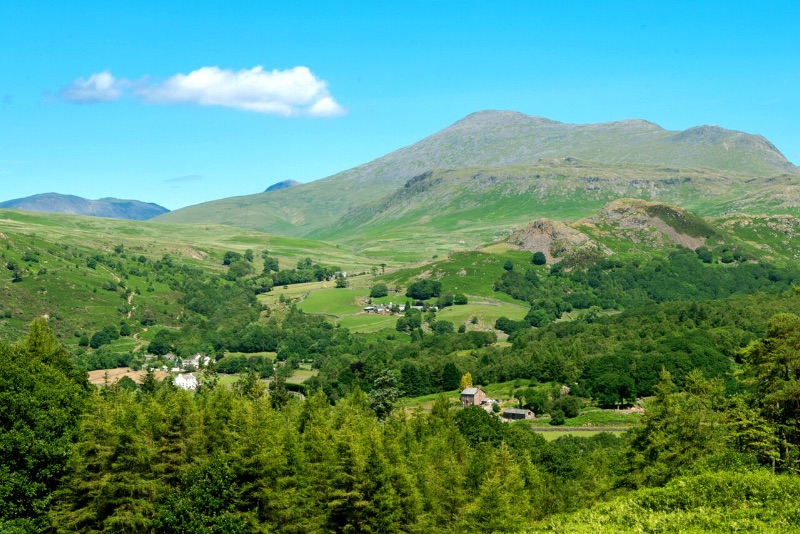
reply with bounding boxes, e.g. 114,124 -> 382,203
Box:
502,408 -> 535,420
174,373 -> 199,391
460,386 -> 486,407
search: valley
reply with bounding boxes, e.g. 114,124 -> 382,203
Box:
3,111 -> 800,532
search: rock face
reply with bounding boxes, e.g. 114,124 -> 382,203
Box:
510,218 -> 595,263
510,199 -> 718,263
0,193 -> 169,220
583,199 -> 713,251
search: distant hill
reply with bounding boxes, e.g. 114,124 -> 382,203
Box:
155,110 -> 799,258
265,180 -> 301,192
0,193 -> 169,220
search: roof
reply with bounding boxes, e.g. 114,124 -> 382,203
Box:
461,387 -> 480,396
503,408 -> 532,415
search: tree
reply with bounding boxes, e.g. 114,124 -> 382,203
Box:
90,330 -> 111,349
233,369 -> 266,400
432,320 -> 454,334
119,322 -> 131,337
406,280 -> 442,300
441,362 -> 461,391
532,251 -> 547,265
335,274 -> 348,288
262,255 -> 280,274
436,292 -> 454,308
696,246 -> 713,263
368,370 -> 400,420
370,283 -> 389,298
222,251 -> 242,265
270,373 -> 292,410
0,320 -> 87,531
625,369 -> 729,487
226,259 -> 253,279
503,260 -> 514,271
742,313 -> 800,469
153,461 -> 249,533
459,372 -> 473,390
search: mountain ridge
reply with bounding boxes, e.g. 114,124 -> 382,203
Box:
0,193 -> 169,220
148,110 -> 799,259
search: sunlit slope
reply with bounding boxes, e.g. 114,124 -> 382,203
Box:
155,111 -> 798,243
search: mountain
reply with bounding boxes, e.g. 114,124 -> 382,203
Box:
0,193 -> 169,220
265,180 -> 301,192
155,110 -> 799,258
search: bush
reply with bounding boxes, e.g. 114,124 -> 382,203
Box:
549,410 -> 566,425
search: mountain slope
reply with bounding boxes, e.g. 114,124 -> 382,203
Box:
155,111 -> 798,257
0,193 -> 169,220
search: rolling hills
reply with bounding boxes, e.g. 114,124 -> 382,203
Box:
154,110 -> 799,259
0,192 -> 169,220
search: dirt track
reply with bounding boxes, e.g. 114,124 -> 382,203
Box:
87,367 -> 169,385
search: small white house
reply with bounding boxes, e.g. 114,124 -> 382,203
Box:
174,373 -> 199,391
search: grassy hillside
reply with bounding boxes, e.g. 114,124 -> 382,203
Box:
0,208 -> 378,340
154,111 -> 799,260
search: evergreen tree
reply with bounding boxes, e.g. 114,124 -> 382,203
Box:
0,320 -> 88,532
270,373 -> 292,410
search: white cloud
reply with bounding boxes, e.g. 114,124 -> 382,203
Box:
139,65 -> 345,116
60,71 -> 126,103
59,66 -> 345,117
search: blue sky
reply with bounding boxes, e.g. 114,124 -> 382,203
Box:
1,1 -> 798,210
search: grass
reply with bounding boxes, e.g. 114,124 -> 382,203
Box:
534,430 -> 625,442
562,409 -> 641,427
297,288 -> 369,316
435,300 -> 528,327
378,249 -> 536,303
337,314 -> 398,333
286,368 -> 318,384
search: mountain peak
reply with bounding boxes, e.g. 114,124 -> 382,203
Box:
265,180 -> 301,193
450,110 -> 561,130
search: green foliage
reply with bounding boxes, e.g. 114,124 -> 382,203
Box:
0,319 -> 88,532
369,282 -> 388,298
153,460 -> 249,533
406,279 -> 442,300
269,373 -> 292,410
742,312 -> 800,470
368,370 -> 401,420
537,470 -> 800,533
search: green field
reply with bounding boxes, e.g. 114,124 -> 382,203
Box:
534,430 -> 626,441
337,314 -> 398,333
297,288 -> 369,316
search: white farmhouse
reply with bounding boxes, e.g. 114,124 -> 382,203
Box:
174,373 -> 199,391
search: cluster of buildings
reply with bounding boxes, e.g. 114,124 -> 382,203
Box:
460,386 -> 535,421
